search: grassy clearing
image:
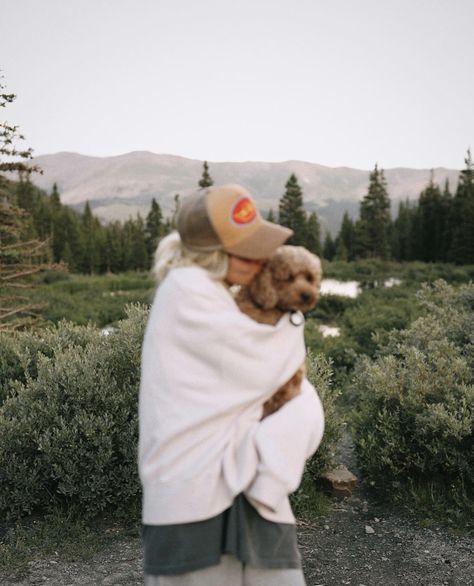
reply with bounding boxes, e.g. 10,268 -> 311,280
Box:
0,510 -> 140,579
20,260 -> 474,329
322,259 -> 474,284
25,271 -> 155,327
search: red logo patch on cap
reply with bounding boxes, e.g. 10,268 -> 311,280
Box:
232,197 -> 257,225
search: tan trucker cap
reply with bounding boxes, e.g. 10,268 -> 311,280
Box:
177,184 -> 293,259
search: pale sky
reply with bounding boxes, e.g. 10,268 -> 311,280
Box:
2,0 -> 473,169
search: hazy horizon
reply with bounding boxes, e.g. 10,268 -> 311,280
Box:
2,0 -> 474,170
33,149 -> 466,172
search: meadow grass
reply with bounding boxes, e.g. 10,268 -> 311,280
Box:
22,260 -> 474,329
25,271 -> 155,327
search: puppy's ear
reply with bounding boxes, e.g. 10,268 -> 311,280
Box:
249,266 -> 279,309
272,262 -> 291,281
270,247 -> 293,281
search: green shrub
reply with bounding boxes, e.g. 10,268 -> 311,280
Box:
39,270 -> 71,285
309,293 -> 356,323
290,351 -> 342,519
0,305 -> 148,520
318,334 -> 360,389
304,318 -> 359,388
352,280 -> 474,521
305,351 -> 343,479
290,468 -> 329,521
0,321 -> 103,407
0,306 -> 342,522
342,285 -> 421,357
0,335 -> 25,405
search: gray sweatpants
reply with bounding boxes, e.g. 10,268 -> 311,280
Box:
144,554 -> 306,586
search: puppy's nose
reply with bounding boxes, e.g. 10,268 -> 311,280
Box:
300,292 -> 311,303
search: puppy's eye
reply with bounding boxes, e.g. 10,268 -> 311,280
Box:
288,275 -> 295,283
306,272 -> 314,283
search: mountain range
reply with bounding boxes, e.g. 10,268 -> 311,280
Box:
30,151 -> 461,235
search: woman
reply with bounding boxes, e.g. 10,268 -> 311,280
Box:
139,184 -> 325,585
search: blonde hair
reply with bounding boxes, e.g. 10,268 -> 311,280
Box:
152,231 -> 229,284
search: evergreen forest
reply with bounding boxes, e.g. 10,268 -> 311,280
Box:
1,153 -> 473,277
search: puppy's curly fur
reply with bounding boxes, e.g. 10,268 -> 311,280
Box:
236,245 -> 322,417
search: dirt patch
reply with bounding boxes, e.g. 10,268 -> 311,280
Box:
2,432 -> 472,585
299,496 -> 473,586
1,539 -> 143,586
2,500 -> 472,586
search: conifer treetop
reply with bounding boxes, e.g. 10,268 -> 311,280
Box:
0,73 -> 41,177
198,161 -> 213,188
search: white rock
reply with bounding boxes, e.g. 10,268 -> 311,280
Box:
365,525 -> 375,534
319,324 -> 341,338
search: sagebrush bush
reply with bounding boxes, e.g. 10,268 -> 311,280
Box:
0,305 -> 148,520
304,351 -> 342,479
0,335 -> 25,405
342,285 -> 421,357
0,322 -> 103,406
352,280 -> 474,519
0,304 -> 341,522
291,351 -> 342,518
309,294 -> 356,323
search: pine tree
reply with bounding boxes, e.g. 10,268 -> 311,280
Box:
336,211 -> 355,261
266,208 -> 275,223
305,211 -> 322,255
15,177 -> 40,213
104,222 -> 124,273
130,215 -> 148,271
121,216 -> 148,271
78,202 -> 101,274
334,238 -> 348,261
198,161 -> 213,188
0,74 -> 41,176
278,174 -> 307,246
60,208 -> 82,272
354,164 -> 391,259
322,232 -> 336,261
49,183 -> 68,263
417,172 -> 443,262
391,200 -> 413,261
449,150 -> 474,265
0,75 -> 53,329
145,198 -> 164,263
439,180 -> 453,261
0,182 -> 51,330
409,203 -> 423,261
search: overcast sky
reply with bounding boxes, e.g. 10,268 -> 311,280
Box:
2,0 -> 473,169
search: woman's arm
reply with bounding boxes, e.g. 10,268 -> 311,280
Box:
244,378 -> 325,514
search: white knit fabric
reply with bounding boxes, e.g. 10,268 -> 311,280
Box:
139,266 -> 324,525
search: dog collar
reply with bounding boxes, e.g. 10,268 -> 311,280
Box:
290,310 -> 305,326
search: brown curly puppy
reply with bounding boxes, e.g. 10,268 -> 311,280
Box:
235,245 -> 322,417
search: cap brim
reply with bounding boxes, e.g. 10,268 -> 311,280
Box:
223,221 -> 293,259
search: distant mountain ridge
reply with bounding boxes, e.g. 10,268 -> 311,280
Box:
30,151 -> 461,235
